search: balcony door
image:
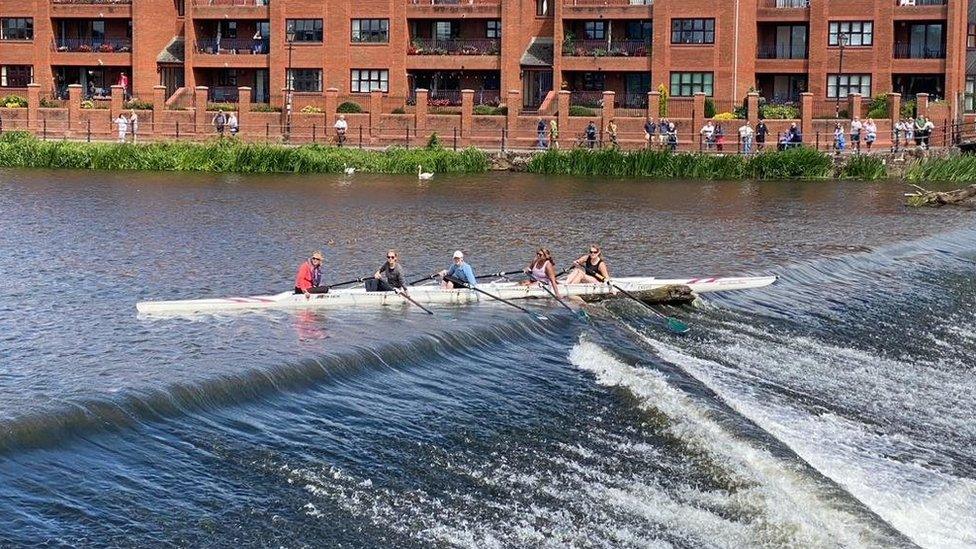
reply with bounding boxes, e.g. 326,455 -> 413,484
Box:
774,25 -> 806,59
522,69 -> 552,109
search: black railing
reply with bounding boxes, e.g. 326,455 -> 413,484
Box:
51,0 -> 132,4
407,89 -> 500,106
757,44 -> 807,59
196,39 -> 269,54
893,42 -> 945,59
408,38 -> 500,55
562,39 -> 650,57
54,38 -> 131,52
895,0 -> 946,5
758,0 -> 809,7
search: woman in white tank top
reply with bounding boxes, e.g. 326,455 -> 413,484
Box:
522,248 -> 560,297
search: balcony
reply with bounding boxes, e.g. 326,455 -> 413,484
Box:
195,38 -> 269,55
50,0 -> 131,17
895,0 -> 946,5
408,38 -> 500,56
756,44 -> 807,59
563,39 -> 649,57
758,0 -> 809,7
757,0 -> 809,21
51,37 -> 132,65
407,88 -> 501,106
405,0 -> 501,19
893,42 -> 945,59
190,0 -> 269,19
562,0 -> 652,19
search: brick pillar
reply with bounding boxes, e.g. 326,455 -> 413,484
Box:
152,85 -> 166,135
887,93 -> 901,124
916,93 -> 929,118
460,89 -> 473,143
194,86 -> 209,133
848,93 -> 862,120
557,90 -> 570,145
238,87 -> 252,135
325,88 -> 338,132
746,91 -> 760,127
506,89 -> 520,148
415,88 -> 428,131
692,92 -> 706,148
800,92 -> 813,136
67,84 -> 82,132
369,90 -> 382,141
110,85 -> 124,119
646,91 -> 659,121
27,83 -> 40,130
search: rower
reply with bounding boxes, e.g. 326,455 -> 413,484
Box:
439,250 -> 476,289
565,244 -> 611,284
522,248 -> 560,297
294,251 -> 330,296
368,249 -> 408,293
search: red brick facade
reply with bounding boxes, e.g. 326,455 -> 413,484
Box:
0,0 -> 969,121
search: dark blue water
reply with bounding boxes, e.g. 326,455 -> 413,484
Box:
1,169 -> 973,547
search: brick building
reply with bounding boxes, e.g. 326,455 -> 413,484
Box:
0,0 -> 971,132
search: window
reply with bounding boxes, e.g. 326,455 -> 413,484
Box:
584,21 -> 605,40
352,19 -> 388,43
351,69 -> 388,93
828,21 -> 872,46
625,21 -> 652,41
219,21 -> 237,39
966,77 -> 975,112
901,23 -> 944,58
580,72 -> 605,91
670,18 -> 714,44
287,69 -> 322,92
0,18 -> 33,40
969,24 -> 975,49
0,65 -> 32,87
435,21 -> 459,41
536,0 -> 548,16
487,20 -> 501,39
287,19 -> 323,42
669,72 -> 713,96
827,74 -> 870,98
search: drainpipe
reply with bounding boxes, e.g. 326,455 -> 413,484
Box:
732,0 -> 740,103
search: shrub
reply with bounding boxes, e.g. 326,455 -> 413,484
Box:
300,105 -> 323,114
206,102 -> 236,112
473,105 -> 493,115
426,132 -> 442,150
39,97 -> 62,108
657,83 -> 668,118
0,131 -> 31,143
840,154 -> 886,180
123,99 -> 154,110
865,94 -> 888,119
760,103 -> 800,119
568,105 -> 596,117
704,98 -> 716,118
1,94 -> 28,108
713,112 -> 736,121
391,107 -> 406,114
252,103 -> 281,113
80,100 -> 95,110
901,100 -> 916,119
337,101 -> 363,113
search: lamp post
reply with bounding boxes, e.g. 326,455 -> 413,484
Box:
284,28 -> 295,142
834,32 -> 848,118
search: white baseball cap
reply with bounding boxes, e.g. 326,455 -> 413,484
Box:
453,250 -> 464,259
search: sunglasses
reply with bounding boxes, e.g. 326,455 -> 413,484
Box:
589,250 -> 599,254
311,257 -> 322,262
387,255 -> 397,259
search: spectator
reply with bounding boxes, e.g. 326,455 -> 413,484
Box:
658,118 -> 669,147
585,121 -> 597,149
606,119 -> 618,149
737,121 -> 754,155
864,118 -> 877,151
850,116 -> 862,153
714,124 -> 725,152
212,109 -> 228,137
833,122 -> 846,154
334,114 -> 348,146
536,118 -> 547,149
904,118 -> 914,148
699,120 -> 715,150
118,72 -> 129,101
549,119 -> 559,149
128,109 -> 139,143
228,111 -> 239,136
666,121 -> 677,152
922,117 -> 934,149
87,81 -> 96,100
115,113 -> 129,143
252,29 -> 264,54
914,116 -> 926,148
893,119 -> 904,151
755,120 -> 768,151
644,118 -> 656,149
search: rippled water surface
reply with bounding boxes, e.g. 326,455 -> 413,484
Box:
1,169 -> 974,548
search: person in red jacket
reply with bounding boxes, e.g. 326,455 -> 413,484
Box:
294,251 -> 329,296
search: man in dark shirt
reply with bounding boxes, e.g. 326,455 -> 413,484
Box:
368,249 -> 408,292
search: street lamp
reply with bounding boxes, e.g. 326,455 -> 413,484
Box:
284,27 -> 296,142
834,32 -> 848,118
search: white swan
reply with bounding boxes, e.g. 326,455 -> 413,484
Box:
343,164 -> 355,175
418,165 -> 434,180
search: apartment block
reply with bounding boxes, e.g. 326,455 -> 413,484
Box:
0,0 -> 970,118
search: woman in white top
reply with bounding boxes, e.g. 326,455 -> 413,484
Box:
863,118 -> 877,151
115,114 -> 128,143
128,109 -> 139,143
521,248 -> 560,297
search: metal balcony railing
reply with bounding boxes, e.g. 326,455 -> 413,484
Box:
51,0 -> 132,4
756,44 -> 807,59
208,86 -> 240,102
196,38 -> 269,54
562,39 -> 650,57
758,0 -> 809,7
407,0 -> 500,5
408,38 -> 500,55
53,38 -> 132,52
407,89 -> 500,106
192,0 -> 268,6
895,0 -> 946,5
564,0 -> 653,5
893,42 -> 946,58
569,90 -> 605,108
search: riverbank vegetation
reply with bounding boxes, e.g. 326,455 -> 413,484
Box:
0,132 -> 489,174
904,155 -> 976,183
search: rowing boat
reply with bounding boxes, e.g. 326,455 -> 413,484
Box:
136,275 -> 777,315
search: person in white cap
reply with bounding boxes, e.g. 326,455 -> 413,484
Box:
439,250 -> 476,289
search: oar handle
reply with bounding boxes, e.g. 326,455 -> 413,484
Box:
475,270 -> 526,280
407,272 -> 440,285
328,276 -> 368,288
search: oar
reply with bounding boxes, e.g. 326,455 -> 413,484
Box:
589,270 -> 688,334
393,287 -> 434,315
452,279 -> 547,321
408,272 -> 441,285
475,270 -> 525,280
328,276 -> 369,289
537,280 -> 589,322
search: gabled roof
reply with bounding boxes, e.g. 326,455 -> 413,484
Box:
521,37 -> 553,67
156,36 -> 185,64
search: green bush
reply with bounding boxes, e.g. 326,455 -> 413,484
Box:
123,99 -> 154,110
0,134 -> 491,174
300,105 -> 323,114
252,103 -> 281,113
39,97 -> 62,108
840,154 -> 886,180
1,94 -> 28,108
865,94 -> 888,119
906,155 -> 976,183
80,100 -> 95,110
473,105 -> 506,115
657,83 -> 669,118
901,100 -> 916,119
704,98 -> 716,118
391,107 -> 406,114
568,105 -> 596,117
337,101 -> 364,113
206,102 -> 236,112
759,103 -> 800,119
426,132 -> 442,150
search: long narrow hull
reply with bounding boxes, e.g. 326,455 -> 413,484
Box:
135,276 -> 777,315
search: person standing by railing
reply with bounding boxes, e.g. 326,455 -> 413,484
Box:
536,118 -> 547,149
864,118 -> 877,151
737,121 -> 754,155
849,117 -> 862,153
606,119 -> 618,149
549,119 -> 559,150
644,118 -> 656,149
228,111 -> 239,137
756,120 -> 768,151
334,114 -> 348,146
114,113 -> 129,144
129,109 -> 139,143
834,122 -> 846,154
666,121 -> 678,152
118,72 -> 129,101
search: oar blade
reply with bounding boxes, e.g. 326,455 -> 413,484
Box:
665,317 -> 690,334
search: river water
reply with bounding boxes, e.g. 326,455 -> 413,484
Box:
0,169 -> 974,548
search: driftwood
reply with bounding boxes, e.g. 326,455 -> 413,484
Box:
581,284 -> 696,305
905,184 -> 976,208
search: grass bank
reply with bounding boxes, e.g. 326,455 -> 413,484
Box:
0,132 -> 490,174
525,147 -> 893,180
904,155 -> 976,183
